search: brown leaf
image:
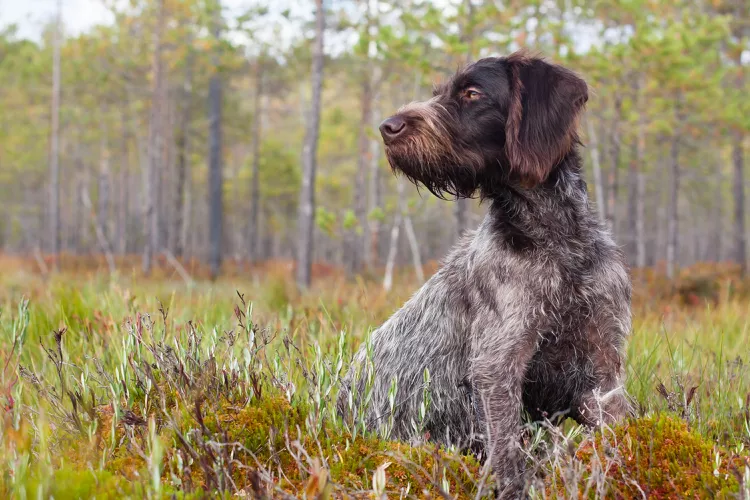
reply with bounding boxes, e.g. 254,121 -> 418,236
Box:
685,386 -> 698,407
656,382 -> 669,400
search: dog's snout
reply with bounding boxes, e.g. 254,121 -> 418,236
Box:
379,116 -> 407,143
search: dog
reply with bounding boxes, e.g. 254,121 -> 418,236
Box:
336,51 -> 632,497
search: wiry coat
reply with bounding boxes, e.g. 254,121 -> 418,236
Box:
337,52 -> 632,498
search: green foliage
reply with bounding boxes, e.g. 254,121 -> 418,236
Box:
342,208 -> 360,232
368,206 -> 386,223
315,206 -> 338,237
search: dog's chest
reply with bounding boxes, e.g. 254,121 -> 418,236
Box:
463,228 -> 591,316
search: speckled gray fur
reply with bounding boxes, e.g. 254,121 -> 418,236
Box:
337,53 -> 632,498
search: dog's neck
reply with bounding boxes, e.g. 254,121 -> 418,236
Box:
484,149 -> 599,251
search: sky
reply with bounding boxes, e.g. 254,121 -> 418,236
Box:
0,0 -> 285,41
4,1 -> 744,64
2,0 -> 114,40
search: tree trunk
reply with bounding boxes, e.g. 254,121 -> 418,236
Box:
230,150 -> 242,262
347,1 -> 376,278
629,78 -> 646,268
350,65 -> 372,277
172,44 -> 193,258
454,0 -> 475,240
383,177 -> 424,289
454,199 -> 469,239
295,0 -> 325,289
81,188 -> 115,274
248,57 -> 264,262
666,129 -> 680,279
181,167 -> 192,259
208,4 -> 224,280
48,0 -> 62,267
711,170 -> 723,262
383,211 -> 402,292
73,157 -> 84,252
159,96 -> 172,255
143,0 -> 166,275
606,97 -> 622,233
627,139 -> 637,267
733,131 -> 746,275
117,109 -> 130,255
367,86 -> 382,270
98,122 -> 110,247
635,99 -> 647,269
655,161 -> 667,269
403,212 -> 424,283
587,118 -> 607,226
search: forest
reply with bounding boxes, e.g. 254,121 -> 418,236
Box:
0,0 -> 747,283
1,0 -> 750,498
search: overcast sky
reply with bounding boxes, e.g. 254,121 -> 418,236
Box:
2,0 -> 112,39
0,0 -> 296,41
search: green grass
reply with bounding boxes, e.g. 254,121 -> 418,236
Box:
1,271 -> 750,498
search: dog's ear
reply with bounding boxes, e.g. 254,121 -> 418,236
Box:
504,53 -> 588,186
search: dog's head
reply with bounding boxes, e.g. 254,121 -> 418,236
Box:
380,52 -> 588,198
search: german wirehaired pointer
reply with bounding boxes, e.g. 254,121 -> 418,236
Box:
337,52 -> 632,497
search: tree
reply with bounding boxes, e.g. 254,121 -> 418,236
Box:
348,0 -> 376,277
453,0 -> 476,239
733,127 -> 746,274
48,0 -> 62,268
342,0 -> 397,276
248,55 -> 264,262
630,74 -> 647,268
666,102 -> 682,280
171,29 -> 194,258
725,0 -> 749,275
208,0 -> 224,280
366,80 -> 383,271
143,0 -> 166,275
0,0 -> 747,280
296,0 -> 325,289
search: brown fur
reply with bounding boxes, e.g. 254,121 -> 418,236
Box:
339,53 -> 632,498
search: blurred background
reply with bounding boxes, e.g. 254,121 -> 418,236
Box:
0,0 -> 747,288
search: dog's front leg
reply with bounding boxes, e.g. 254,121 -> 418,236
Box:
471,317 -> 537,499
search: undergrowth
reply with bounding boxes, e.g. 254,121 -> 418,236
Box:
1,266 -> 750,498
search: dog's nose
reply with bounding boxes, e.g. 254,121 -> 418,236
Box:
379,116 -> 407,142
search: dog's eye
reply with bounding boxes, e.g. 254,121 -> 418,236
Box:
463,88 -> 482,101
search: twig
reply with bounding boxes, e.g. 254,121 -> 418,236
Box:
164,249 -> 195,286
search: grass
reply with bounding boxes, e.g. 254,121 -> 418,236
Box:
1,258 -> 750,498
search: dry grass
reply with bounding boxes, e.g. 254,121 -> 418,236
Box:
1,256 -> 750,498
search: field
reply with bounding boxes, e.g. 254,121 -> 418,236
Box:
1,256 -> 750,499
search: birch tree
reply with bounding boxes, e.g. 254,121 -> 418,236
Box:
296,0 -> 325,289
208,0 -> 224,280
48,0 -> 62,268
143,0 -> 166,275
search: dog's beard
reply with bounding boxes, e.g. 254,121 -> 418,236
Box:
383,101 -> 484,199
385,143 -> 481,200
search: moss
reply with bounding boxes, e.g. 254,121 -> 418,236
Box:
7,275 -> 750,498
209,395 -> 305,452
557,414 -> 743,498
198,394 -> 483,497
106,453 -> 146,480
21,467 -> 147,499
327,437 -> 483,496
